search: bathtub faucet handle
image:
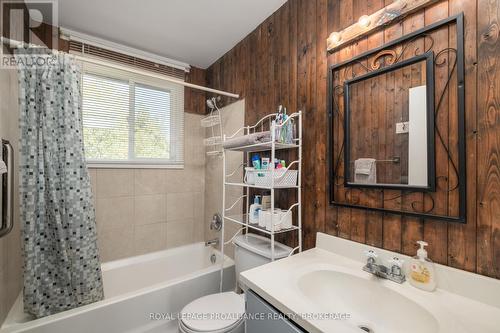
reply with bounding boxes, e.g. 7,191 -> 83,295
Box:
210,213 -> 222,231
205,238 -> 219,247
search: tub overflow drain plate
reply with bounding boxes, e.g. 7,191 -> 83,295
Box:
358,325 -> 374,333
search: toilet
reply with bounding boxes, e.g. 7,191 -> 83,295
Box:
178,233 -> 291,333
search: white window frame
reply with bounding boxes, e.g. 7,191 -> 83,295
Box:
81,61 -> 185,169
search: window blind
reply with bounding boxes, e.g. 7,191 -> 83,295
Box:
81,61 -> 184,167
69,40 -> 187,79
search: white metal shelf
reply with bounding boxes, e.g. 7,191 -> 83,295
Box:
224,141 -> 300,153
224,182 -> 299,190
221,110 -> 303,262
224,214 -> 300,235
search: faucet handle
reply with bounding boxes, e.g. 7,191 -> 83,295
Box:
389,257 -> 405,277
388,256 -> 404,267
364,250 -> 378,266
364,250 -> 378,259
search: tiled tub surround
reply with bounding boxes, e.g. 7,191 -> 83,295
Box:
204,100 -> 245,259
90,113 -> 206,262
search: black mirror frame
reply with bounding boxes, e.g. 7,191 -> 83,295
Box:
327,13 -> 466,223
343,51 -> 436,192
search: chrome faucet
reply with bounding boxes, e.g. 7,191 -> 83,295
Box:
363,250 -> 405,284
205,238 -> 220,247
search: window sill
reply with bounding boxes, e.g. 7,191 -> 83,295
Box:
86,163 -> 184,170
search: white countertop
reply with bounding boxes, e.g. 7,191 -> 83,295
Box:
240,233 -> 500,333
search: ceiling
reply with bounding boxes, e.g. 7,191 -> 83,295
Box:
58,0 -> 287,69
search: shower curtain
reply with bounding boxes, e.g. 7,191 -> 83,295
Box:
17,50 -> 104,318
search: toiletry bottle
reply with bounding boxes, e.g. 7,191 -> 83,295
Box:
408,241 -> 437,292
275,105 -> 283,142
261,192 -> 271,210
249,196 -> 262,224
261,157 -> 270,170
252,154 -> 261,170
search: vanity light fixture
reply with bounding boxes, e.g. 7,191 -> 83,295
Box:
327,32 -> 342,48
358,15 -> 371,28
326,0 -> 436,53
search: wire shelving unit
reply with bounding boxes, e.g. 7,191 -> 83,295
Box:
221,111 -> 303,261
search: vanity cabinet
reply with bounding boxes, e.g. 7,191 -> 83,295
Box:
246,290 -> 306,333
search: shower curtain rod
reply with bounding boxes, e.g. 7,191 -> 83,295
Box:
1,37 -> 240,99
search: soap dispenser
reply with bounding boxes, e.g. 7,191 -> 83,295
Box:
249,195 -> 262,224
408,241 -> 437,292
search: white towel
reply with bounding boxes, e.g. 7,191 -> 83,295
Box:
354,158 -> 376,184
0,161 -> 6,175
222,131 -> 272,149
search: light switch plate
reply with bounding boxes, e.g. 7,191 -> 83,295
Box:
396,122 -> 409,134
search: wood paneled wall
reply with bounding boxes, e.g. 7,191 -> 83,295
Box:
185,67 -> 208,115
206,0 -> 500,279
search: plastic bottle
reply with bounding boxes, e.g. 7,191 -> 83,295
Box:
408,241 -> 437,292
249,196 -> 262,224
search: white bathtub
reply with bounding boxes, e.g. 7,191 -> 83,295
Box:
1,243 -> 235,333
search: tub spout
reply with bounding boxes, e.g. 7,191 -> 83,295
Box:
205,238 -> 219,247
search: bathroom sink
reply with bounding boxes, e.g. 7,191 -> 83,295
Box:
297,270 -> 439,333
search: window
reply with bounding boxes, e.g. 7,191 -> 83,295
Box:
81,62 -> 184,168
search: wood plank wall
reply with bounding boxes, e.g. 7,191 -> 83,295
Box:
206,0 -> 500,279
185,67 -> 208,115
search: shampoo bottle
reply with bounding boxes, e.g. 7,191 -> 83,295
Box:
408,241 -> 437,292
249,196 -> 262,224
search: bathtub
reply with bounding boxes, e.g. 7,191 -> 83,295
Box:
1,243 -> 235,333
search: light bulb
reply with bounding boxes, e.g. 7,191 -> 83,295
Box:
328,32 -> 342,45
358,15 -> 371,28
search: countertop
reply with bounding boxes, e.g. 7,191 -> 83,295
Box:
240,234 -> 500,333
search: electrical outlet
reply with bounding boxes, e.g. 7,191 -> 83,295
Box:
396,122 -> 409,134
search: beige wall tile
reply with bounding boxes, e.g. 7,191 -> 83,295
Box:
134,223 -> 167,255
164,168 -> 204,193
93,114 -> 206,261
164,169 -> 185,193
166,219 -> 194,249
189,166 -> 206,192
193,192 -> 205,218
96,169 -> 134,198
89,169 -> 97,196
134,195 -> 167,225
98,227 -> 134,262
96,197 -> 134,231
167,192 -> 194,221
193,216 -> 205,243
203,100 -> 245,259
134,169 -> 167,195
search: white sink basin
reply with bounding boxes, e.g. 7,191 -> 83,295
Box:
241,235 -> 500,333
297,270 -> 439,333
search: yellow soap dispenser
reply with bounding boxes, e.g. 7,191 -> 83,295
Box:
408,241 -> 437,292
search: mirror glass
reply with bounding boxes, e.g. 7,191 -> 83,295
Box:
344,54 -> 435,190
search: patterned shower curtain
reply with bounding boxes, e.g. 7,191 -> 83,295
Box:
17,50 -> 104,318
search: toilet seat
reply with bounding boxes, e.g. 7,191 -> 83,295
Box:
179,317 -> 244,333
179,292 -> 245,333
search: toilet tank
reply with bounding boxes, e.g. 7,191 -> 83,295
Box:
233,233 -> 292,289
